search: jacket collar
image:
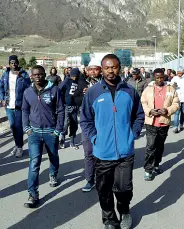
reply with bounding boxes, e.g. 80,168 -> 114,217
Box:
148,81 -> 170,87
100,76 -> 127,90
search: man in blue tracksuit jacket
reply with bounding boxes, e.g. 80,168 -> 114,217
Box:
0,55 -> 31,158
22,65 -> 65,208
80,54 -> 145,229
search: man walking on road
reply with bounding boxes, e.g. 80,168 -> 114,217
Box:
59,68 -> 80,149
171,66 -> 184,133
140,67 -> 150,79
0,55 -> 31,157
81,58 -> 102,192
46,67 -> 62,86
127,68 -> 148,97
80,54 -> 145,229
141,68 -> 179,181
22,65 -> 64,208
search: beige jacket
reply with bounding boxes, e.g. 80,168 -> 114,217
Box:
141,82 -> 179,125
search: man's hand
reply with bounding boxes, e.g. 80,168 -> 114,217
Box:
150,109 -> 160,117
27,130 -> 33,136
1,100 -> 7,107
51,132 -> 58,137
83,88 -> 88,95
158,108 -> 168,116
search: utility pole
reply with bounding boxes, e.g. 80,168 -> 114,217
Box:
152,36 -> 157,69
178,0 -> 181,67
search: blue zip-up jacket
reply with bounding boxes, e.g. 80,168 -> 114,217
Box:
22,81 -> 65,136
80,78 -> 145,161
0,67 -> 31,108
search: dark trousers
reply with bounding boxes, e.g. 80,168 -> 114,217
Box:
95,155 -> 134,226
144,124 -> 169,173
82,134 -> 95,182
62,106 -> 78,140
5,108 -> 23,148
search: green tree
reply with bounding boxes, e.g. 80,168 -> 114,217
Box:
19,57 -> 27,69
29,56 -> 37,67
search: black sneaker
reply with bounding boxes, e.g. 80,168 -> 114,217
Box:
49,175 -> 58,187
180,126 -> 184,131
24,195 -> 39,208
173,128 -> 179,134
59,140 -> 65,149
144,172 -> 155,181
82,181 -> 95,192
70,143 -> 79,150
120,213 -> 132,229
153,167 -> 163,175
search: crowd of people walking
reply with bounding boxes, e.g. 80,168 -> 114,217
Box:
0,54 -> 183,229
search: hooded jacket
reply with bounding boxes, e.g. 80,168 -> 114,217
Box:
0,67 -> 31,108
80,78 -> 145,161
141,81 -> 179,125
59,77 -> 79,106
22,81 -> 65,136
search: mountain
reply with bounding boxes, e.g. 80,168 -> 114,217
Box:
0,0 -> 182,43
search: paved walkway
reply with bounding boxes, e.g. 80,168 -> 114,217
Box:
1,128 -> 184,229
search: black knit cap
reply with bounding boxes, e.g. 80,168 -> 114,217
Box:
9,55 -> 19,64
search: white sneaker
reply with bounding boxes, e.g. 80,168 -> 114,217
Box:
10,147 -> 17,156
15,148 -> 23,158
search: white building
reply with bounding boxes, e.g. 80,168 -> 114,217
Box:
132,53 -> 164,70
56,58 -> 67,68
36,59 -> 44,66
66,56 -> 81,67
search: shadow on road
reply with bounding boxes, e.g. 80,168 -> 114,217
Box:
134,139 -> 184,170
1,159 -> 84,199
0,139 -> 29,164
7,158 -> 99,229
8,186 -> 98,229
132,162 -> 184,228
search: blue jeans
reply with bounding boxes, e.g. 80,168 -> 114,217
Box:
27,132 -> 59,197
5,108 -> 23,148
173,103 -> 184,128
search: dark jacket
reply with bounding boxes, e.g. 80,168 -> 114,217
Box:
127,77 -> 148,97
0,67 -> 31,108
59,78 -> 78,106
22,81 -> 65,136
121,73 -> 132,82
140,72 -> 150,79
73,77 -> 89,107
46,75 -> 62,86
80,78 -> 145,161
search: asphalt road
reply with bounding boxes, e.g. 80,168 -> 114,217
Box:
1,127 -> 184,229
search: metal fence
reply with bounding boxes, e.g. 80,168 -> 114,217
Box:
163,57 -> 184,70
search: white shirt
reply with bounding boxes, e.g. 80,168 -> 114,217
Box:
7,71 -> 17,109
171,75 -> 184,102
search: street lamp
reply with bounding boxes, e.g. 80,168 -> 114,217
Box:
178,0 -> 181,67
152,36 -> 157,69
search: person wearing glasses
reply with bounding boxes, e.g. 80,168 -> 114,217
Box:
141,68 -> 179,181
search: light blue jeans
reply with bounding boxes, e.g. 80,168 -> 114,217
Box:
173,103 -> 184,128
5,108 -> 23,148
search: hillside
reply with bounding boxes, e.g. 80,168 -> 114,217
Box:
0,0 -> 183,43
